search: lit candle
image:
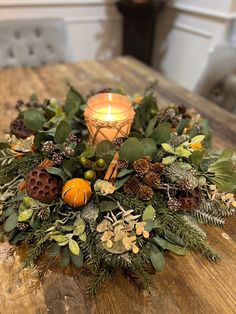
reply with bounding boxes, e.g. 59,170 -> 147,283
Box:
84,93 -> 135,145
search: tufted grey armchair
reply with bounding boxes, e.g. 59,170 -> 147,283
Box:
0,18 -> 69,68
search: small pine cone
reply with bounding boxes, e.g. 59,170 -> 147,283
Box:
138,185 -> 153,201
133,158 -> 150,175
10,117 -> 34,139
63,147 -> 75,158
17,222 -> 29,231
52,153 -> 64,165
144,171 -> 161,189
97,87 -> 113,94
112,137 -> 127,151
164,108 -> 176,119
38,208 -> 50,221
177,177 -> 195,191
118,160 -> 129,170
167,198 -> 182,212
42,141 -> 55,154
150,162 -> 165,174
123,176 -> 141,196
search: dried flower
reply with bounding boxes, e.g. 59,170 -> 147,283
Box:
52,152 -> 64,165
94,179 -> 116,195
42,141 -> 55,154
63,147 -> 75,158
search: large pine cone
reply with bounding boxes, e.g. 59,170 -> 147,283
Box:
144,171 -> 161,189
25,168 -> 60,203
133,158 -> 150,175
123,176 -> 141,196
176,188 -> 202,212
10,117 -> 34,139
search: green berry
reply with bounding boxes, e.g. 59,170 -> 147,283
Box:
96,158 -> 106,169
84,170 -> 96,181
79,156 -> 88,166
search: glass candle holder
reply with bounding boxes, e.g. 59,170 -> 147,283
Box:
84,93 -> 135,145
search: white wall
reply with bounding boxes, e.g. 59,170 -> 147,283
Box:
0,0 -> 122,62
152,0 -> 236,91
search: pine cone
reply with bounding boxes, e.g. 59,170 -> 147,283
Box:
167,198 -> 182,212
138,185 -> 153,201
113,137 -> 127,151
144,171 -> 161,189
133,158 -> 150,175
52,153 -> 64,165
123,176 -> 141,196
118,160 -> 129,170
17,222 -> 29,231
25,168 -> 60,203
177,177 -> 196,191
10,117 -> 34,139
42,141 -> 55,154
38,208 -> 50,221
177,188 -> 202,212
150,163 -> 165,174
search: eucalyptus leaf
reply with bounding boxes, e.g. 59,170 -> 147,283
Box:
60,246 -> 70,268
143,205 -> 155,221
141,138 -> 157,158
79,145 -> 95,159
96,140 -> 115,158
24,108 -> 46,131
145,116 -> 157,137
114,176 -> 130,190
54,120 -> 72,144
23,197 -> 39,208
69,250 -> 84,268
150,244 -> 165,272
176,118 -> 190,135
51,235 -> 69,243
4,212 -> 18,232
117,168 -> 133,178
100,200 -> 118,212
150,122 -> 171,144
191,150 -> 205,169
119,137 -> 145,163
2,206 -> 14,218
69,239 -> 80,256
175,146 -> 191,158
46,167 -> 67,183
48,242 -> 61,257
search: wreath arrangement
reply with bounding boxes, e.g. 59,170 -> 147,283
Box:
0,85 -> 235,294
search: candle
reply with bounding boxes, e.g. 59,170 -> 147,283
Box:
84,93 -> 135,145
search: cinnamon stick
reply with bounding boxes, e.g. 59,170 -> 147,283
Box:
104,152 -> 119,182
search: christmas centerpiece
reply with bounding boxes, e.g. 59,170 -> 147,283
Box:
0,85 -> 235,294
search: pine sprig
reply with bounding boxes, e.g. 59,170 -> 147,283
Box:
0,149 -> 15,166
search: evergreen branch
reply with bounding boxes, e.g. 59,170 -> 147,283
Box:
192,211 -> 225,227
87,267 -> 113,295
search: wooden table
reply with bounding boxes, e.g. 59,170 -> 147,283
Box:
0,57 -> 235,314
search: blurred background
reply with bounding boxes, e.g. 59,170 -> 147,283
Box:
0,0 -> 236,113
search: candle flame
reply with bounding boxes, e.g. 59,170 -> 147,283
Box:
108,93 -> 112,102
105,105 -> 113,121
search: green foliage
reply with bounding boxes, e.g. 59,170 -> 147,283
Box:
150,122 -> 171,144
0,149 -> 15,166
54,120 -> 72,144
119,137 -> 145,162
24,108 -> 46,131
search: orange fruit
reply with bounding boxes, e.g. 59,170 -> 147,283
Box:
62,178 -> 92,208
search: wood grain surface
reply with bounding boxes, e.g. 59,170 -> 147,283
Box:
0,56 -> 235,314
